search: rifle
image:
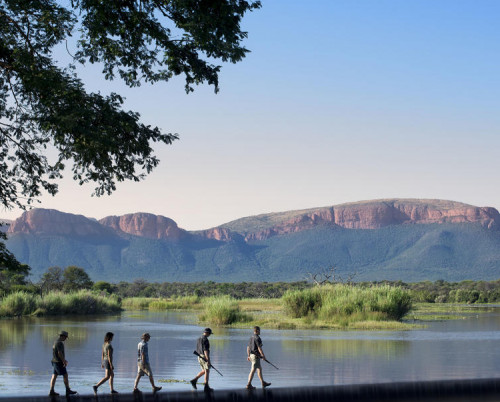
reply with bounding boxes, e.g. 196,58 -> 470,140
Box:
263,358 -> 279,370
193,351 -> 223,376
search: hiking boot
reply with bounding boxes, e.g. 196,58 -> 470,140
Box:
246,384 -> 256,390
66,388 -> 77,395
153,386 -> 162,392
190,379 -> 197,389
93,385 -> 98,395
133,388 -> 140,393
204,384 -> 214,392
262,382 -> 271,388
48,390 -> 59,396
111,390 -> 119,394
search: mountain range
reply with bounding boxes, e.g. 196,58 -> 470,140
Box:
3,199 -> 500,282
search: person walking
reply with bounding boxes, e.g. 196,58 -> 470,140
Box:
93,332 -> 118,395
190,328 -> 213,392
48,330 -> 77,396
246,326 -> 271,389
133,333 -> 162,393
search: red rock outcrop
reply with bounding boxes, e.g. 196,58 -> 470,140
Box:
240,200 -> 500,241
99,213 -> 188,240
199,227 -> 236,242
7,209 -> 112,237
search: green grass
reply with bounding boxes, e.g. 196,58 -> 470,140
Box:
0,290 -> 121,317
122,295 -> 202,311
199,295 -> 253,325
282,284 -> 412,325
406,302 -> 494,321
121,297 -> 152,310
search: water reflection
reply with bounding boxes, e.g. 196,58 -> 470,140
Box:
1,309 -> 500,397
0,318 -> 36,351
282,338 -> 410,358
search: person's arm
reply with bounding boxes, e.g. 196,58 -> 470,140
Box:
101,347 -> 104,368
257,345 -> 266,361
247,345 -> 251,361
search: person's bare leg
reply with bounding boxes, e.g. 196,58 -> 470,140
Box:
63,373 -> 70,389
49,374 -> 57,392
248,367 -> 256,385
96,370 -> 110,388
133,373 -> 141,390
257,368 -> 264,384
109,372 -> 114,392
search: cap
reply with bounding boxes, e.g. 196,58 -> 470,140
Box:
141,332 -> 151,340
204,328 -> 213,334
59,331 -> 69,337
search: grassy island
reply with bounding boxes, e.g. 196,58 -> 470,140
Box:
121,284 -> 414,330
0,290 -> 121,317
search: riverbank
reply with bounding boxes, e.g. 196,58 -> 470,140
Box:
0,290 -> 121,317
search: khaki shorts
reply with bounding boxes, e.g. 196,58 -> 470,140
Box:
198,356 -> 210,371
137,362 -> 152,377
250,354 -> 261,370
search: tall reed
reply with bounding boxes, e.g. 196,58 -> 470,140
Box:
283,284 -> 412,322
202,295 -> 252,325
0,290 -> 121,317
0,292 -> 38,316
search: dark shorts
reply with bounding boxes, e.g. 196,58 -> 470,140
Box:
52,361 -> 67,376
103,360 -> 113,371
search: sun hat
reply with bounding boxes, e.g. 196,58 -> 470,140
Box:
204,328 -> 213,334
59,330 -> 69,337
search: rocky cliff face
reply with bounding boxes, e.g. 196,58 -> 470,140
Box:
196,227 -> 242,242
6,209 -> 113,237
5,199 -> 500,243
99,213 -> 188,240
228,200 -> 500,241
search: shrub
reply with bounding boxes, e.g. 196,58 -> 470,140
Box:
0,290 -> 121,317
283,284 -> 412,322
0,292 -> 37,316
282,288 -> 322,318
203,295 -> 251,325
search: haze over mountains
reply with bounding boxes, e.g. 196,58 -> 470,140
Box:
3,199 -> 500,282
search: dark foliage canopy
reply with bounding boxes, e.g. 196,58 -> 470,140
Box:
0,0 -> 260,270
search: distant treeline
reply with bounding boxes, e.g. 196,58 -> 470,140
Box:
106,280 -> 311,299
101,278 -> 500,304
5,262 -> 500,304
396,279 -> 500,304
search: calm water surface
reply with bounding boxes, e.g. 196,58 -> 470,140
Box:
1,307 -> 500,396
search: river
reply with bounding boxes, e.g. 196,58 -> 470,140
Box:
1,306 -> 500,397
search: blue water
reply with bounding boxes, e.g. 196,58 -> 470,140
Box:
1,307 -> 500,396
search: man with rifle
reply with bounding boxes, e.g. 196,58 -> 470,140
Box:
191,328 -> 214,392
246,326 -> 271,389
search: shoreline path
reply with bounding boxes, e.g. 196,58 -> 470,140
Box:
2,379 -> 500,402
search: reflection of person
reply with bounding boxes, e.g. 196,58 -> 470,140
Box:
246,326 -> 271,389
133,333 -> 162,393
49,330 -> 77,396
190,328 -> 213,392
93,332 -> 118,395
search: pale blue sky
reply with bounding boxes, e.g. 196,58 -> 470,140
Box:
2,1 -> 500,230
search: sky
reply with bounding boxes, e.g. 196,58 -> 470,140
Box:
2,0 -> 500,230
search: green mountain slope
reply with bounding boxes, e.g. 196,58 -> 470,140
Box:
6,222 -> 500,282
